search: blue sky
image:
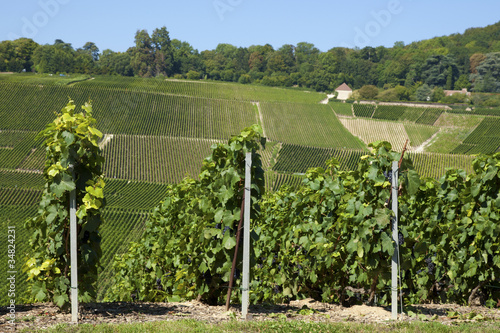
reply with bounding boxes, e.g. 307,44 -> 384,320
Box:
1,0 -> 499,52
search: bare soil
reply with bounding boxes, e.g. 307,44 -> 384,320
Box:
2,300 -> 500,331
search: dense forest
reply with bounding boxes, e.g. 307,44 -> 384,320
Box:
1,22 -> 500,101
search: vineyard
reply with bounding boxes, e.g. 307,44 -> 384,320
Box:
329,101 -> 353,116
1,74 -> 500,308
403,124 -> 439,147
0,83 -> 259,139
272,144 -> 365,174
102,135 -> 220,183
353,103 -> 376,118
259,102 -> 365,148
338,118 -> 411,152
451,117 -> 500,154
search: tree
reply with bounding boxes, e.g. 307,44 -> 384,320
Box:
32,41 -> 75,73
431,87 -> 445,102
470,52 -> 500,92
151,26 -> 174,76
445,65 -> 454,90
421,55 -> 459,87
130,30 -> 154,77
81,42 -> 99,61
470,53 -> 486,74
358,85 -> 379,99
98,50 -> 133,76
415,83 -> 432,101
454,74 -> 471,90
0,38 -> 39,72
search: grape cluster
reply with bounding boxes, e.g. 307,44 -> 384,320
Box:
424,257 -> 435,275
384,170 -> 393,184
398,232 -> 404,245
156,278 -> 163,291
273,285 -> 282,294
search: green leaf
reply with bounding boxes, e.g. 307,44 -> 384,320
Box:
62,131 -> 75,146
223,235 -> 236,250
88,126 -> 103,138
54,293 -> 69,308
381,232 -> 394,255
406,170 -> 421,195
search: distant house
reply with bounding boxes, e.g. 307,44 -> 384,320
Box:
443,88 -> 471,97
335,83 -> 353,100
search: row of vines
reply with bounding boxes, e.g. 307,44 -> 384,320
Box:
105,125 -> 500,308
351,103 -> 444,125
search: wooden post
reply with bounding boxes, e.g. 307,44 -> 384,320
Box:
241,152 -> 251,319
69,165 -> 78,323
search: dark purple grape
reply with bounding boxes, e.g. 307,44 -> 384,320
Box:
398,232 -> 404,245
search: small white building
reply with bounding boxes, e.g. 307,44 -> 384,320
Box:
443,88 -> 471,97
335,83 -> 353,100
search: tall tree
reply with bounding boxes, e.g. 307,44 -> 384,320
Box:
81,42 -> 99,61
470,52 -> 500,92
151,26 -> 174,76
130,30 -> 154,77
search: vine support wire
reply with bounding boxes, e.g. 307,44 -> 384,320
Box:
69,165 -> 78,323
391,161 -> 399,320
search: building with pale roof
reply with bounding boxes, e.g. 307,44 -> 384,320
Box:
335,83 -> 353,100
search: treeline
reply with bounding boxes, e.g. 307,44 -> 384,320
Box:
1,22 -> 500,95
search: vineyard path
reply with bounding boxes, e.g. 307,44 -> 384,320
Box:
99,134 -> 114,149
252,102 -> 267,138
320,94 -> 335,104
414,129 -> 441,153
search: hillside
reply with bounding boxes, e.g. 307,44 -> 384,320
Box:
0,74 -> 499,304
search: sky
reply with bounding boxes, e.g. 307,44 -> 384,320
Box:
1,0 -> 499,53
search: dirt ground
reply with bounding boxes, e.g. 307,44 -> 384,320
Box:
2,299 -> 500,331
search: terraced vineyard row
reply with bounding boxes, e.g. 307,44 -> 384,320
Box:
0,169 -> 44,188
0,205 -> 37,304
373,105 -> 424,122
260,102 -> 365,149
103,135 -> 220,183
338,118 -> 411,152
77,76 -> 327,104
272,143 -> 365,173
415,108 -> 443,125
0,187 -> 41,206
105,179 -> 170,210
404,124 -> 439,146
447,107 -> 500,117
0,131 -> 42,169
0,83 -> 258,139
329,101 -> 353,116
268,143 -> 476,180
98,208 -> 149,299
407,152 -> 475,179
264,172 -> 305,192
451,118 -> 500,154
353,103 -> 375,117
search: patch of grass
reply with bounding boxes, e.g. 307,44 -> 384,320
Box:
404,124 -> 439,146
434,113 -> 484,128
425,128 -> 474,153
20,319 -> 500,333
